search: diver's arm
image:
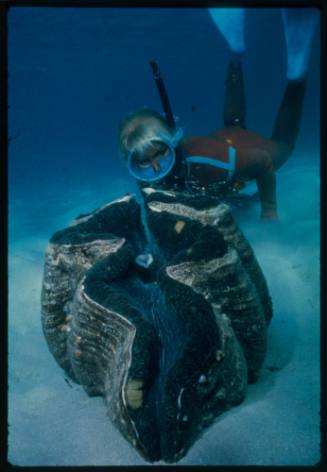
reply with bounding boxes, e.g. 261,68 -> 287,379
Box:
256,170 -> 277,220
234,148 -> 278,220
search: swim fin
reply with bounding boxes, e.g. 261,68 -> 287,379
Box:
282,8 -> 319,81
208,8 -> 245,55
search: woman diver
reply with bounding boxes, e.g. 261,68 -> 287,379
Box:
118,8 -> 318,220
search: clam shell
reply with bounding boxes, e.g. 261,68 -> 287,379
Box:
41,190 -> 272,463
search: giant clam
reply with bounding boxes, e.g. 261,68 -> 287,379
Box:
41,189 -> 272,463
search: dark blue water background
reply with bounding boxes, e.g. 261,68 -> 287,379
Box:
8,7 -> 320,238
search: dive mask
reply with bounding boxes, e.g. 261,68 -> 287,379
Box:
127,128 -> 183,183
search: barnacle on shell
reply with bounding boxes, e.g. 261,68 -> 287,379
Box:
41,189 -> 272,463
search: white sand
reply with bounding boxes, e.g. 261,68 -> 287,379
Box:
8,158 -> 320,466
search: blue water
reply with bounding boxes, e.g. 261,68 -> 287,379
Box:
7,7 -> 321,466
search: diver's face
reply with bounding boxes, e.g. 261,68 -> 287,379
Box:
135,142 -> 170,173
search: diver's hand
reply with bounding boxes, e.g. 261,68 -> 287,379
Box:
261,209 -> 279,221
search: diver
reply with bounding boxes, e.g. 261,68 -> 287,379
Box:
118,8 -> 318,220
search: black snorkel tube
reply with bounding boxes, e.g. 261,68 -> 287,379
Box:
149,60 -> 176,129
149,60 -> 186,189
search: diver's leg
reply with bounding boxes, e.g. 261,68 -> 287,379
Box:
208,8 -> 246,128
271,8 -> 318,167
271,80 -> 307,164
223,56 -> 246,128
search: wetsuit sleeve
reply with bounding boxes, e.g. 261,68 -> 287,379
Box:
236,148 -> 278,220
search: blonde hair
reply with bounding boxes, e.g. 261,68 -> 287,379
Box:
118,108 -> 175,162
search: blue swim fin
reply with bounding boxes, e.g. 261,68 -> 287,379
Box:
208,8 -> 245,55
282,8 -> 319,80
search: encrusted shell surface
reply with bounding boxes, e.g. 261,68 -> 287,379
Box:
41,189 -> 272,463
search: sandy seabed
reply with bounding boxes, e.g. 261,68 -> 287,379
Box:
8,158 -> 321,466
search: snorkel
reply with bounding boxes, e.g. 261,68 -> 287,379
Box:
149,60 -> 176,129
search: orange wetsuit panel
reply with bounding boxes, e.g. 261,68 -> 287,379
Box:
181,126 -> 290,217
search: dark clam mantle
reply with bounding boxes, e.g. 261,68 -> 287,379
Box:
41,189 -> 272,463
